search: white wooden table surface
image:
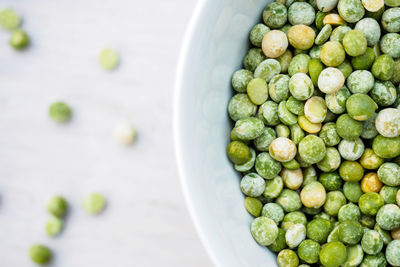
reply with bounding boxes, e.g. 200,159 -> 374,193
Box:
0,0 -> 213,266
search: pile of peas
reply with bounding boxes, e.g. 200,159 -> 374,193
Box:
227,0 -> 400,265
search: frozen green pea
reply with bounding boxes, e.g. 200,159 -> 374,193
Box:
46,216 -> 64,237
338,203 -> 361,222
361,230 -> 383,255
264,176 -> 283,198
380,185 -> 399,204
372,134 -> 400,159
377,163 -> 400,186
338,0 -> 365,23
316,147 -> 341,172
247,78 -> 269,105
338,138 -> 364,161
361,114 -> 378,140
351,48 -> 376,70
336,114 -> 363,140
29,244 -> 52,265
298,135 -> 326,164
343,244 -> 364,267
249,24 -> 270,47
277,50 -> 293,74
315,11 -> 327,29
282,159 -> 300,170
330,26 -> 351,43
347,70 -> 375,94
386,240 -> 400,266
337,59 -> 353,78
243,48 -> 266,72
260,101 -> 280,126
306,218 -> 332,243
359,149 -> 383,170
303,166 -> 317,186
233,117 -> 264,141
309,45 -> 322,60
286,224 -> 306,248
0,9 -> 20,30
263,2 -> 287,29
282,212 -> 308,231
298,239 -> 320,264
254,59 -> 281,82
289,73 -> 314,101
99,48 -> 119,70
275,124 -> 290,138
276,189 -> 301,212
319,123 -> 340,146
317,0 -> 338,11
381,33 -> 400,59
278,101 -> 298,126
244,197 -> 263,217
339,220 -> 363,245
343,182 -> 363,203
227,141 -> 251,165
288,54 -> 311,76
360,252 -> 387,267
234,148 -> 256,172
318,67 -> 345,94
231,69 -> 253,93
320,241 -> 347,267
320,41 -> 346,67
83,193 -> 106,215
325,86 -> 350,114
251,217 -> 278,246
324,191 -> 347,216
371,54 -> 395,81
360,214 -> 376,229
371,81 -> 397,106
315,24 -> 332,45
375,224 -> 393,245
49,102 -> 72,123
290,124 -> 304,144
288,2 -> 315,25
339,161 -> 364,182
255,152 -> 281,179
268,228 -> 287,252
320,172 -> 342,191
308,59 -> 324,87
286,96 -> 304,115
47,196 -> 68,218
376,204 -> 400,230
376,108 -> 400,138
228,94 -> 257,122
240,173 -> 266,197
269,74 -> 290,103
262,202 -> 284,224
304,96 -> 326,123
281,168 -> 303,190
254,127 -> 276,152
354,18 -> 381,46
277,249 -> 299,267
382,8 -> 400,33
327,224 -> 341,242
359,192 -> 384,216
343,30 -> 367,57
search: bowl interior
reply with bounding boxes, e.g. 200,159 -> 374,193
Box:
174,0 -> 275,266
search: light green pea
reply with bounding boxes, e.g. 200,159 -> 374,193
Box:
320,241 -> 347,267
338,203 -> 361,222
343,182 -> 363,203
298,135 -> 326,164
347,70 -> 375,94
263,2 -> 288,29
255,152 -> 282,179
324,191 -> 347,216
298,239 -> 320,264
307,218 -> 332,243
338,138 -> 364,161
337,0 -> 365,23
278,101 -> 298,125
315,24 -> 332,45
262,203 -> 285,224
343,30 -> 367,57
29,245 -> 52,265
351,47 -> 376,70
45,216 -> 64,237
337,59 -> 353,78
372,134 -> 400,159
254,127 -> 276,152
241,173 -> 266,197
249,24 -> 270,47
288,2 -> 315,25
260,101 -> 280,126
233,117 -> 265,140
343,244 -> 364,267
82,193 -> 107,215
290,123 -> 305,144
277,249 -> 299,267
47,196 -> 68,218
382,8 -> 400,33
275,124 -> 290,138
254,59 -> 282,82
354,18 -> 381,46
288,54 -> 311,76
264,176 -> 284,198
244,197 -> 263,217
99,48 -> 119,70
371,80 -> 397,106
371,54 -> 395,81
336,114 -> 363,140
339,161 -> 364,182
286,224 -> 306,248
251,217 -> 278,246
276,189 -> 301,212
289,73 -> 314,101
228,94 -> 257,122
234,148 -> 256,172
316,147 -> 341,172
359,192 -> 385,216
247,78 -> 269,105
286,96 -> 305,115
339,220 -> 363,245
377,163 -> 400,186
380,185 -> 399,204
330,26 -> 351,43
49,102 -> 72,123
325,86 -> 350,114
361,230 -> 383,255
0,9 -> 20,30
309,45 -> 322,59
386,240 -> 400,266
319,122 -> 341,146
269,74 -> 290,103
231,69 -> 254,93
308,58 -> 324,86
282,159 -> 300,170
376,204 -> 400,230
380,33 -> 400,59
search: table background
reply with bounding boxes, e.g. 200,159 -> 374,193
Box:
0,0 -> 213,266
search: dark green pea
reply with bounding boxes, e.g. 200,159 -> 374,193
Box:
337,59 -> 353,79
307,218 -> 332,243
315,11 -> 327,30
371,54 -> 395,81
336,114 -> 363,140
243,48 -> 266,72
372,135 -> 400,159
343,182 -> 363,203
320,172 -> 342,191
268,228 -> 287,252
339,220 -> 363,245
263,2 -> 288,29
351,47 -> 376,70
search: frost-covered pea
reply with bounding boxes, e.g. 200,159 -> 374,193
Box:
254,59 -> 282,82
243,48 -> 266,72
235,148 -> 256,173
338,138 -> 364,161
232,69 -> 253,93
277,249 -> 299,267
330,26 -> 351,43
309,45 -> 322,59
286,96 -> 305,115
320,172 -> 342,191
320,241 -> 347,267
227,141 -> 251,165
317,147 -> 341,172
361,114 -> 378,140
320,41 -> 346,67
338,203 -> 361,222
286,224 -> 306,248
376,204 -> 400,230
380,185 -> 399,204
360,214 -> 376,228
377,162 -> 400,186
289,73 -> 314,101
263,2 -> 288,29
276,189 -> 301,212
228,94 -> 257,122
278,50 -> 293,73
269,137 -> 297,163
250,24 -> 270,47
262,203 -> 285,224
339,220 -> 363,245
343,244 -> 364,267
233,117 -> 264,140
307,218 -> 332,243
346,70 -> 375,94
304,96 -> 326,124
247,78 -> 269,105
360,253 -> 387,267
287,25 -> 316,50
351,48 -> 376,70
361,230 -> 383,255
298,239 -> 320,264
319,122 -> 341,146
308,58 -> 323,86
315,24 -> 332,46
371,81 -> 397,107
371,54 -> 395,81
338,59 -> 353,79
382,8 -> 400,33
336,114 -> 363,140
325,86 -> 350,114
255,152 -> 282,179
269,74 -> 290,103
315,11 -> 327,29
262,30 -> 288,59
244,197 -> 263,217
354,18 -> 381,46
268,228 -> 288,252
386,240 -> 400,266
300,181 -> 326,208
251,217 -> 279,245
346,94 -> 377,121
290,124 -> 305,145
343,30 -> 367,57
375,224 -> 393,245
361,173 -> 383,193
288,2 -> 315,25
298,135 -> 326,164
359,192 -> 385,216
254,127 -> 276,152
344,182 -> 363,203
324,190 -> 347,216
375,108 -> 400,137
372,134 -> 400,159
318,67 -> 345,94
264,176 -> 284,198
340,161 -> 364,182
281,211 -> 308,231
380,33 -> 400,59
303,166 -> 317,186
288,54 -> 311,76
276,124 -> 290,138
240,173 -> 266,197
278,101 -> 298,126
338,0 -> 365,23
260,101 -> 280,126
317,0 -> 338,11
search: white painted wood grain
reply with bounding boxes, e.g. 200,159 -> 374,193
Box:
0,0 -> 212,266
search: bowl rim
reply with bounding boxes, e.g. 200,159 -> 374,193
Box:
173,0 -> 222,266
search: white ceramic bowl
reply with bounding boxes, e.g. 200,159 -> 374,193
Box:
174,0 -> 275,266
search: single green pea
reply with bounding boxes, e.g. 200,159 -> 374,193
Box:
382,8 -> 400,33
233,117 -> 265,141
254,127 -> 276,152
247,78 -> 269,105
263,2 -> 288,29
269,74 -> 290,103
354,18 -> 381,46
276,189 -> 301,212
254,59 -> 281,82
251,217 -> 278,246
343,182 -> 363,203
288,54 -> 311,76
243,48 -> 266,72
339,220 -> 363,245
320,172 -> 342,191
337,0 -> 365,22
231,69 -> 254,93
379,185 -> 399,204
277,249 -> 299,267
320,41 -> 346,67
370,80 -> 397,107
288,2 -> 315,25
361,114 -> 379,140
380,33 -> 400,59
289,123 -> 304,144
249,24 -> 270,47
330,26 -> 351,43
278,101 -> 298,125
0,9 -> 21,30
47,196 -> 68,218
227,141 -> 251,165
315,11 -> 327,30
361,230 -> 383,255
359,192 -> 385,216
342,30 -> 367,57
82,193 -> 107,215
338,203 -> 361,222
298,239 -> 320,264
264,176 -> 284,198
346,70 -> 375,94
29,244 -> 52,265
260,101 -> 280,126
324,190 -> 347,216
99,48 -> 119,70
268,228 -> 287,252
386,240 -> 400,266
339,161 -> 364,182
276,124 -> 290,138
372,135 -> 400,159
49,102 -> 72,123
319,122 -> 341,146
286,223 -> 307,248
346,94 -> 377,121
377,162 -> 400,187
360,148 -> 384,170
376,204 -> 400,231
337,59 -> 353,78
336,114 -> 363,140
319,241 -> 347,267
286,96 -> 305,115
325,86 -> 351,115
244,197 -> 263,217
298,135 -> 326,164
307,218 -> 332,243
351,47 -> 376,70
343,244 -> 364,267
371,54 -> 395,81
9,29 -> 29,50
234,148 -> 256,173
255,152 -> 282,179
315,24 -> 332,45
308,58 -> 324,86
282,159 -> 300,170
45,216 -> 64,237
360,252 -> 387,267
262,203 -> 285,224
316,147 -> 341,172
